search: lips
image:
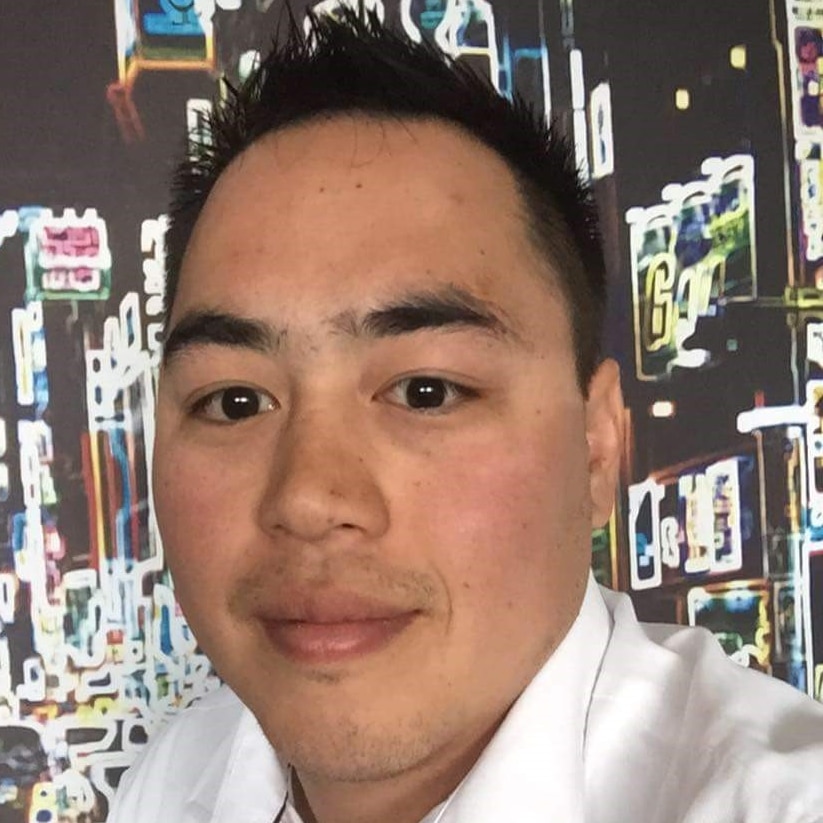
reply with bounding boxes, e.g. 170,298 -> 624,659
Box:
258,591 -> 419,665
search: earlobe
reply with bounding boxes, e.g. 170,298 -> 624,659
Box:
585,359 -> 624,528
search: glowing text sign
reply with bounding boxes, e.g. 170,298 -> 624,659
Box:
626,155 -> 756,381
628,454 -> 756,592
24,209 -> 112,302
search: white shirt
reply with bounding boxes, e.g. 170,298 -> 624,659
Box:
107,576 -> 823,823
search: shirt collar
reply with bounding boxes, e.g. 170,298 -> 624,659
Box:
187,705 -> 288,823
430,573 -> 612,823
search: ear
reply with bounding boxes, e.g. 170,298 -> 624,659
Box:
584,359 -> 624,528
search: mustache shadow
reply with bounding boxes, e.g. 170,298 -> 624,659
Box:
227,551 -> 440,617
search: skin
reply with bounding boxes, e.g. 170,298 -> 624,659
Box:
153,115 -> 623,823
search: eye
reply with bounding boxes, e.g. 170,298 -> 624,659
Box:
190,385 -> 277,423
384,376 -> 476,412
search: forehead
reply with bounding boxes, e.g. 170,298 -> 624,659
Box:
175,115 -> 564,334
213,114 -> 523,218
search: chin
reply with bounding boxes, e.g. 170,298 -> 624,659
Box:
269,711 -> 436,783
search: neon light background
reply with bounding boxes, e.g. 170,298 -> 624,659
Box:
0,0 -> 820,819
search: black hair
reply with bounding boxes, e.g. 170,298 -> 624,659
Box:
165,6 -> 606,388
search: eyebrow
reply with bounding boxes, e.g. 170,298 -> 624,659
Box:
336,287 -> 514,340
161,286 -> 514,366
162,310 -> 279,366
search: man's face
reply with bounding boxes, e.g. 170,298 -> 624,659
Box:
153,116 -> 621,784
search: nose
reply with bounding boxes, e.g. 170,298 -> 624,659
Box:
257,404 -> 390,544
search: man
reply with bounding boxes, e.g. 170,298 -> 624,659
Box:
109,10 -> 823,823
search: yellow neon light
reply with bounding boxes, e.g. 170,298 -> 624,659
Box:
89,431 -> 106,569
730,45 -> 747,70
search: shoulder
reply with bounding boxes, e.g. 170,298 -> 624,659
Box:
107,685 -> 248,822
588,586 -> 823,823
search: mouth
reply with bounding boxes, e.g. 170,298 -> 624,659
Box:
258,591 -> 420,665
262,613 -> 419,665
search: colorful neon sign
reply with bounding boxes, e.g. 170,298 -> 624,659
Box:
786,2 -> 823,273
687,584 -> 772,671
628,453 -> 760,592
626,155 -> 756,381
24,209 -> 112,302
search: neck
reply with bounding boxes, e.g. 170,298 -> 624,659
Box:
292,721 -> 499,823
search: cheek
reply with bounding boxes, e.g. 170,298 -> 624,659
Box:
397,418 -> 592,615
152,439 -> 259,607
